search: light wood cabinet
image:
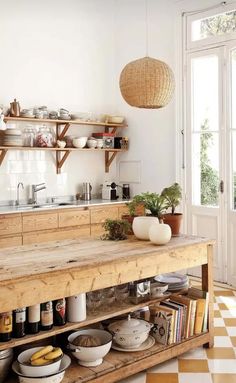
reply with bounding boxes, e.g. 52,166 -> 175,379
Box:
0,214 -> 22,236
22,212 -> 58,232
0,203 -> 128,248
118,205 -> 129,218
59,209 -> 90,228
90,206 -> 119,224
0,236 -> 214,383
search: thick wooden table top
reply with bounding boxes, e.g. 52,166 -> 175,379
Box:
0,235 -> 214,311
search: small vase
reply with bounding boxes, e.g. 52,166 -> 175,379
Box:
149,223 -> 171,245
132,216 -> 159,240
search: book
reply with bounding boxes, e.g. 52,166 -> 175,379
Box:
160,301 -> 183,343
152,317 -> 171,345
169,294 -> 193,339
168,298 -> 187,340
150,304 -> 175,344
187,287 -> 209,332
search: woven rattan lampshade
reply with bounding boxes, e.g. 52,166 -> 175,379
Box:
119,56 -> 175,109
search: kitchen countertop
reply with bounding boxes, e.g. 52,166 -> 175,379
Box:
0,199 -> 130,215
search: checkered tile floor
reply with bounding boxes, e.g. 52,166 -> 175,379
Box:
120,282 -> 236,383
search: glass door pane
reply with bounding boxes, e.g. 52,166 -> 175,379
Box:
231,49 -> 236,210
191,54 -> 220,206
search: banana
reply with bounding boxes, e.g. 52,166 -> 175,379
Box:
44,347 -> 63,361
30,345 -> 54,362
31,357 -> 53,366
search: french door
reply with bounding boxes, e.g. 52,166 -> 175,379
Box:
185,45 -> 236,285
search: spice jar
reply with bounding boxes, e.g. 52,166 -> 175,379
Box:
35,125 -> 55,147
120,137 -> 129,150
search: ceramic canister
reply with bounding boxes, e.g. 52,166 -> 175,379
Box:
67,293 -> 86,322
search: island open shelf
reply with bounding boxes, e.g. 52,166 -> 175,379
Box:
0,235 -> 214,382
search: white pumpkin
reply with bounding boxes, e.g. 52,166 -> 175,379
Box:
132,216 -> 159,240
149,223 -> 171,245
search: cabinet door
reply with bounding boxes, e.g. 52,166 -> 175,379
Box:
59,209 -> 90,228
22,212 -> 58,232
118,205 -> 130,218
23,226 -> 90,245
0,214 -> 22,236
0,235 -> 22,248
90,206 -> 119,224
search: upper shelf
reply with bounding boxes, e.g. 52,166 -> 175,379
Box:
4,116 -> 127,128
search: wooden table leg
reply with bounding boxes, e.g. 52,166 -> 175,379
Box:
202,244 -> 214,348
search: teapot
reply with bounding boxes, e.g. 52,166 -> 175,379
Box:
10,98 -> 20,117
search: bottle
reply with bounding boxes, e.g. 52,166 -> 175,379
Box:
13,308 -> 26,338
0,312 -> 12,342
53,298 -> 66,326
27,304 -> 40,334
40,301 -> 53,331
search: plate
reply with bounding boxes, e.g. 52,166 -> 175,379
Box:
12,354 -> 71,378
154,273 -> 188,285
111,335 -> 155,352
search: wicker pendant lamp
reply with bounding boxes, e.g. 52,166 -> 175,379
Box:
119,1 -> 175,109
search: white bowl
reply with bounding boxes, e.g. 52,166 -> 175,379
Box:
150,282 -> 169,297
68,329 -> 112,367
132,216 -> 159,240
107,116 -> 124,124
12,354 -> 71,383
96,139 -> 103,149
87,139 -> 97,148
17,347 -> 63,377
72,137 -> 88,148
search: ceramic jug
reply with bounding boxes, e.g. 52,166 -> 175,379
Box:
10,98 -> 20,117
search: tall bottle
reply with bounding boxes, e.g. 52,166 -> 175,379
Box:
13,308 -> 26,338
40,301 -> 53,331
0,312 -> 12,342
53,298 -> 66,326
27,304 -> 40,334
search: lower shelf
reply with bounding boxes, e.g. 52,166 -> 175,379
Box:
7,332 -> 211,383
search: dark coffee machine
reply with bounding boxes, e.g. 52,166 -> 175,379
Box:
122,184 -> 130,200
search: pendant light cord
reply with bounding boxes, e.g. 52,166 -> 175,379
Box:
145,0 -> 149,57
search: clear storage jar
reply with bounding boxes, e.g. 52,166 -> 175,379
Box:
35,125 -> 55,147
23,126 -> 36,147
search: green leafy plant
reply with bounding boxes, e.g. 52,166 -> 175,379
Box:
101,219 -> 130,241
125,194 -> 144,216
161,183 -> 182,215
136,192 -> 167,218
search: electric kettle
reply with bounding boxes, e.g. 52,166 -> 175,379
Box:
9,99 -> 20,117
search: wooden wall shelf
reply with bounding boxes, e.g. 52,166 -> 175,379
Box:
1,116 -> 128,173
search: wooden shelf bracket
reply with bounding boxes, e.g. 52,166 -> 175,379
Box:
56,150 -> 71,174
105,151 -> 117,173
0,148 -> 7,166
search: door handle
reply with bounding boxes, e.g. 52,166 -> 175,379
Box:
219,180 -> 224,193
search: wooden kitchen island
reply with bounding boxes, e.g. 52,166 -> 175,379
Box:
0,235 -> 214,383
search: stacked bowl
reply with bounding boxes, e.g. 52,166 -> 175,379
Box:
12,347 -> 71,383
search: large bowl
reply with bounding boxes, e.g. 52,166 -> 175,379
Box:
17,347 -> 63,377
12,354 -> 71,383
72,137 -> 88,148
0,348 -> 13,383
108,315 -> 152,349
132,216 -> 159,240
67,329 -> 112,367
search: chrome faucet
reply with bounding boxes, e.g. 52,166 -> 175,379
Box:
16,182 -> 24,206
31,183 -> 46,204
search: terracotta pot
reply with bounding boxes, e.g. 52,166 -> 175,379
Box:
162,213 -> 182,236
121,215 -> 136,234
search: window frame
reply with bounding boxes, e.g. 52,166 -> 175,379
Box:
186,3 -> 236,50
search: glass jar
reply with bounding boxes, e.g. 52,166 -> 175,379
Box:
22,126 -> 36,147
35,125 -> 55,147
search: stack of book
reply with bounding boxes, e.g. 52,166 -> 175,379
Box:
149,287 -> 209,345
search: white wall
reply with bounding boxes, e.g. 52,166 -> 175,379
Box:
0,0 -> 176,203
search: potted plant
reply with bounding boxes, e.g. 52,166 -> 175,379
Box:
161,182 -> 182,236
137,192 -> 167,219
101,219 -> 130,241
121,195 -> 145,233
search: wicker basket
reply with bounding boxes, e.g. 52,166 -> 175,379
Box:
119,56 -> 175,109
